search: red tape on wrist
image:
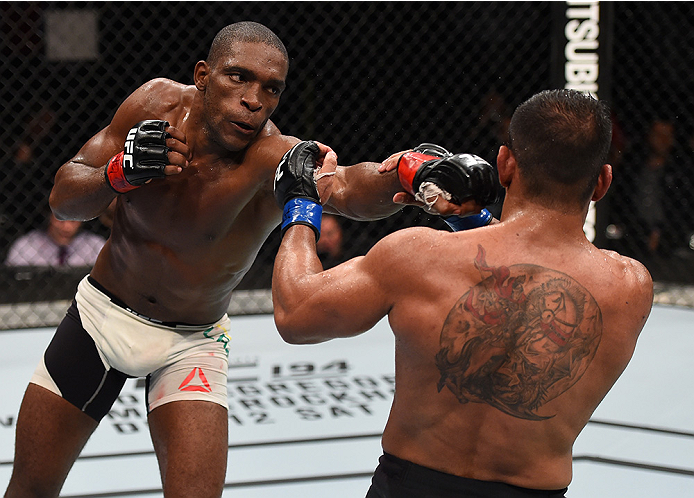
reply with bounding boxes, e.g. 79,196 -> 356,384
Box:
105,151 -> 138,193
397,152 -> 436,195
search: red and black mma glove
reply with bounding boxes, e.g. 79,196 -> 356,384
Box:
273,140 -> 323,241
396,142 -> 453,189
397,143 -> 501,231
105,120 -> 171,193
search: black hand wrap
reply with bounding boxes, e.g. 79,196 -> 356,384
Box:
273,140 -> 323,240
105,120 -> 170,193
413,153 -> 501,206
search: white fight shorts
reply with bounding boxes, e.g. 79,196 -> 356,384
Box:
31,276 -> 231,420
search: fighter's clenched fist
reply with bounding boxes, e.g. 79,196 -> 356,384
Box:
273,140 -> 337,240
105,120 -> 189,193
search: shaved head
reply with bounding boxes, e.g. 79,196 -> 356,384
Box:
207,21 -> 288,68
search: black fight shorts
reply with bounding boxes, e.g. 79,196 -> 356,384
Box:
365,453 -> 568,498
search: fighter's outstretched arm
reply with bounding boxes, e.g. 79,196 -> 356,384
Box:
324,160 -> 405,220
324,143 -> 500,222
271,141 -> 496,343
50,79 -> 189,221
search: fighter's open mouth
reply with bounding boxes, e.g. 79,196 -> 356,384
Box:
233,121 -> 254,131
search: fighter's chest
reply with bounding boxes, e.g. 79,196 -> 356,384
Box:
120,168 -> 272,248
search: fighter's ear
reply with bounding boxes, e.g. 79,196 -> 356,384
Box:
592,163 -> 613,202
496,145 -> 516,188
194,61 -> 210,91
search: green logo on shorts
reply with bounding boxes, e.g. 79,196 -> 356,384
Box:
203,326 -> 230,355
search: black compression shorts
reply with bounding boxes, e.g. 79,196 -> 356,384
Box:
365,453 -> 567,498
42,300 -> 129,421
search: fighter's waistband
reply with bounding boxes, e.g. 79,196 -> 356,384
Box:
86,275 -> 220,330
379,452 -> 567,497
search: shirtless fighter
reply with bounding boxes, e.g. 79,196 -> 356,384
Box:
272,89 -> 654,497
3,21 -> 491,498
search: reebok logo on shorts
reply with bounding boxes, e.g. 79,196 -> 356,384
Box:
178,367 -> 212,393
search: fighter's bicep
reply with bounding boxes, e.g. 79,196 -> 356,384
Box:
70,126 -> 127,169
319,232 -> 414,323
314,255 -> 393,332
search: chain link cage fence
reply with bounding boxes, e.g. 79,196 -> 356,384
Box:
1,1 -> 693,329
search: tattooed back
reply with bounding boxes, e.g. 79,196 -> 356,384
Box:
378,221 -> 653,490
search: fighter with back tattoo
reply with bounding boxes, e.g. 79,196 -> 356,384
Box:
272,89 -> 653,497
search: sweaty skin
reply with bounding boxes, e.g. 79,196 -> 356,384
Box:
273,145 -> 653,490
50,41 -> 402,325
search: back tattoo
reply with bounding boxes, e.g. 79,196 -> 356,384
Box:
435,245 -> 602,420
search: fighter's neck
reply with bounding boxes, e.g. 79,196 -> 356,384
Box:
499,195 -> 591,240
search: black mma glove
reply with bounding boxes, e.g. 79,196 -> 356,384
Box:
398,149 -> 499,206
397,144 -> 500,231
273,140 -> 323,240
105,120 -> 170,193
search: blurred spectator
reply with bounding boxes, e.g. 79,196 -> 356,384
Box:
472,89 -> 510,162
635,119 -> 675,254
608,110 -> 628,169
5,210 -> 105,267
13,141 -> 34,165
1,103 -> 60,261
676,130 -> 694,257
317,214 -> 347,268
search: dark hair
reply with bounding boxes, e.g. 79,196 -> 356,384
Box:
508,89 -> 612,206
207,21 -> 288,67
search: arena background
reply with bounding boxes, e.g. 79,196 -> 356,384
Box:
1,3 -> 694,497
1,1 -> 694,328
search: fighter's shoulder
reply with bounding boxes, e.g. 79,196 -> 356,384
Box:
601,249 -> 652,279
363,226 -> 445,273
133,77 -> 186,98
246,133 -> 301,170
599,249 -> 654,304
253,131 -> 297,148
121,78 -> 190,116
261,119 -> 282,137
